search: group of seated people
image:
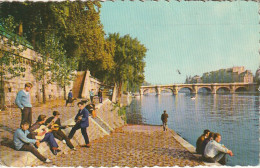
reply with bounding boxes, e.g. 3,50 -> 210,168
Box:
13,111 -> 76,163
196,129 -> 233,165
13,101 -> 97,164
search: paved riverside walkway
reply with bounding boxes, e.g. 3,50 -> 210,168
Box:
33,125 -> 205,167
0,98 -> 210,167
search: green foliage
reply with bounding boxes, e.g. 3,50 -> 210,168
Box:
0,16 -> 27,80
0,1 -> 114,80
0,16 -> 27,109
105,33 -> 147,96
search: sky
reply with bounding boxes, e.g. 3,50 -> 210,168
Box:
100,1 -> 259,85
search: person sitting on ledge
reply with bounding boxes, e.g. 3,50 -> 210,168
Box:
201,132 -> 215,157
204,133 -> 233,165
196,129 -> 210,154
13,121 -> 52,163
45,111 -> 76,151
28,115 -> 61,155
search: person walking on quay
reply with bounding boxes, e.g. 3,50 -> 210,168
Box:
68,89 -> 73,103
15,82 -> 33,126
13,121 -> 52,163
161,110 -> 168,131
45,111 -> 76,151
89,89 -> 94,103
204,133 -> 233,165
28,115 -> 61,155
196,129 -> 210,154
98,89 -> 102,103
68,102 -> 90,148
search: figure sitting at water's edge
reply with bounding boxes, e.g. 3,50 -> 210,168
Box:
204,133 -> 233,165
196,129 -> 210,154
161,110 -> 168,131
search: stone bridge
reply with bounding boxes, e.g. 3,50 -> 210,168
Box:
140,83 -> 259,95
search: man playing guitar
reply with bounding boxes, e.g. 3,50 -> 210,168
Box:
45,111 -> 76,150
28,115 -> 61,155
68,102 -> 90,148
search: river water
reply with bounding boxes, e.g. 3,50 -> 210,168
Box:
126,93 -> 259,166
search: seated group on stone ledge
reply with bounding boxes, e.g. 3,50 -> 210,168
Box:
13,102 -> 91,164
196,129 -> 233,165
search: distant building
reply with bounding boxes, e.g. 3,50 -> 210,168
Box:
187,66 -> 254,84
255,67 -> 260,84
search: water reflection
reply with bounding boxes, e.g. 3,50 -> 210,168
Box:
126,93 -> 259,166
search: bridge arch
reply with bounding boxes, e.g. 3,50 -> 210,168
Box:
235,86 -> 248,92
161,88 -> 174,94
143,88 -> 159,95
216,86 -> 231,93
197,87 -> 212,93
178,87 -> 193,93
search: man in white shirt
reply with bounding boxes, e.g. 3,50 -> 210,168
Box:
204,133 -> 233,165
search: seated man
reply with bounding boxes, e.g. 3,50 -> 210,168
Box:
201,132 -> 214,157
13,121 -> 52,163
196,129 -> 210,154
28,115 -> 61,155
45,111 -> 76,150
204,133 -> 233,165
85,102 -> 96,118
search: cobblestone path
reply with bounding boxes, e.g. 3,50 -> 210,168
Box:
33,125 -> 204,167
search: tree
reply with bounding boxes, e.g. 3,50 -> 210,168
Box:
0,16 -> 27,109
0,1 -> 114,80
106,33 -> 147,103
31,33 -> 74,103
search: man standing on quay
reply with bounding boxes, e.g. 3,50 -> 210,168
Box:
15,82 -> 33,126
68,102 -> 90,148
161,110 -> 168,131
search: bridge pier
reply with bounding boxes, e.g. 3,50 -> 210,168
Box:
139,88 -> 144,95
191,85 -> 198,94
155,87 -> 161,95
211,86 -> 217,94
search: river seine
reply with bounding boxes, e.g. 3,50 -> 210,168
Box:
126,93 -> 259,166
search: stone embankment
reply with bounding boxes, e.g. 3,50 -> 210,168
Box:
0,96 -> 218,167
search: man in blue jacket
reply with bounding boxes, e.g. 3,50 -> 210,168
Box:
68,102 -> 90,147
15,82 -> 33,126
13,121 -> 52,163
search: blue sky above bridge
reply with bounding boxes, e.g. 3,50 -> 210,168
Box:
100,1 -> 259,85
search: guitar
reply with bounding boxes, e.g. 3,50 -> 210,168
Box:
75,114 -> 83,123
34,125 -> 50,140
51,124 -> 75,131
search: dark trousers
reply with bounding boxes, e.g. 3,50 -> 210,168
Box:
204,153 -> 227,165
90,96 -> 94,103
99,97 -> 102,103
40,132 -> 58,148
20,144 -> 46,162
52,130 -> 74,149
68,123 -> 89,145
162,122 -> 167,131
21,107 -> 32,126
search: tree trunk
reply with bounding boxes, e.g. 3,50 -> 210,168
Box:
117,81 -> 122,105
18,21 -> 23,36
0,73 -> 5,110
32,31 -> 36,48
42,84 -> 46,104
63,86 -> 66,100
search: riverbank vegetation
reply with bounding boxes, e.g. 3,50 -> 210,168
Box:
0,1 -> 147,108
